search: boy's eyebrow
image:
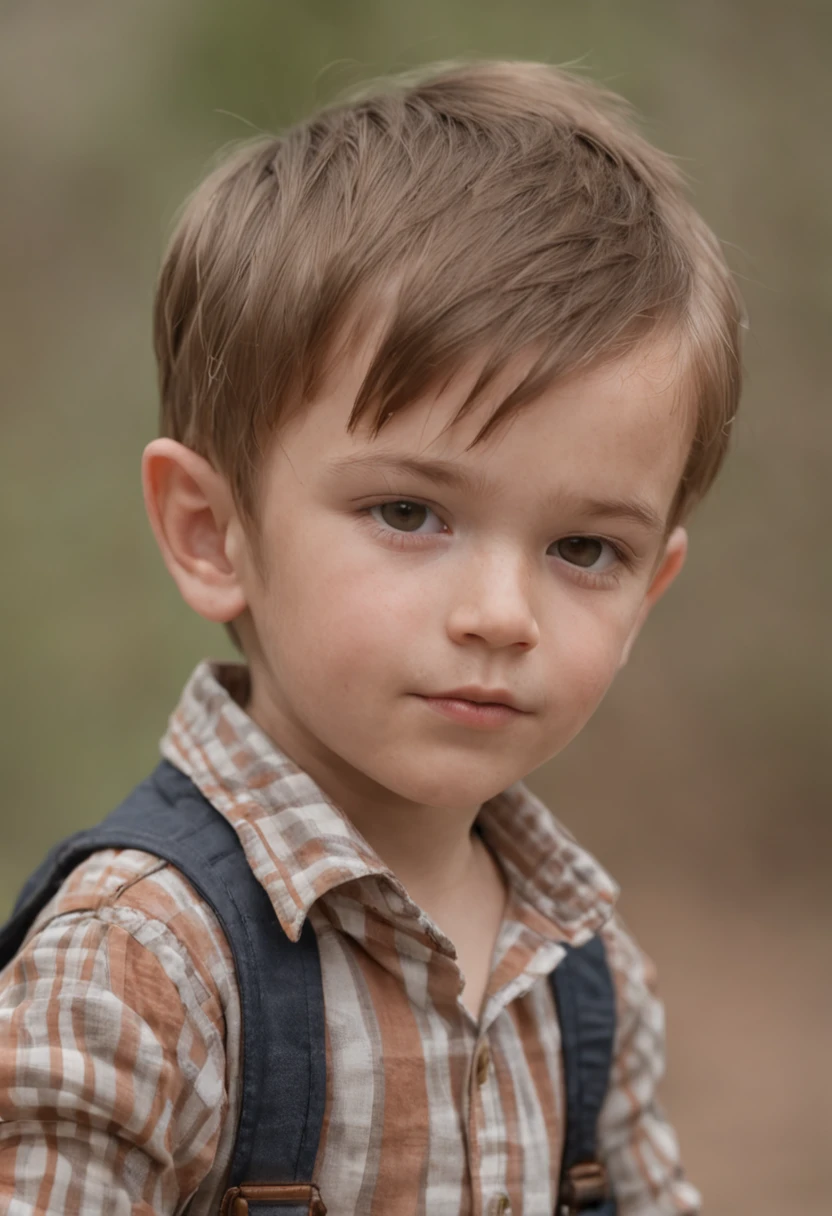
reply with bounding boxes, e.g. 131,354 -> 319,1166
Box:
325,452 -> 666,534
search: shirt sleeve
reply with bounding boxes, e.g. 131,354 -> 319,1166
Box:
0,902 -> 229,1215
597,917 -> 702,1216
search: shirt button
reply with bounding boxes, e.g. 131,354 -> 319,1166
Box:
488,1195 -> 511,1216
475,1042 -> 491,1086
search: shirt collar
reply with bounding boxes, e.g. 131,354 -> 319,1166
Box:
161,660 -> 618,945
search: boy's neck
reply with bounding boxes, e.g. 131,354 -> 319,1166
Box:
344,795 -> 487,906
330,778 -> 510,1021
311,743 -> 495,913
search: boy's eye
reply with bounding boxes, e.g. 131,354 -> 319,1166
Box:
372,501 -> 439,532
553,537 -> 616,570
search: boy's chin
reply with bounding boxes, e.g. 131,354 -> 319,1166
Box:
357,754 -> 531,811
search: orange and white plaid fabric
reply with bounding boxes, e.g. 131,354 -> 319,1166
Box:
0,661 -> 701,1215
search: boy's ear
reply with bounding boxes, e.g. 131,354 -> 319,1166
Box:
142,438 -> 249,624
619,526 -> 688,667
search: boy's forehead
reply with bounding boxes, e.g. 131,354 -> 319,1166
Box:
281,334 -> 693,522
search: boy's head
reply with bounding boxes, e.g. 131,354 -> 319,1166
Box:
144,61 -> 743,816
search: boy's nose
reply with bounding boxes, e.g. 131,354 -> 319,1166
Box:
444,562 -> 540,651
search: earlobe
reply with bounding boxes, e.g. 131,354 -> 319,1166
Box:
142,438 -> 248,623
619,526 -> 688,667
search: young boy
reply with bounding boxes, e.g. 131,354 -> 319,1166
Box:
0,61 -> 742,1215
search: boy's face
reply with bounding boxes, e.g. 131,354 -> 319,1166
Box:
220,336 -> 691,819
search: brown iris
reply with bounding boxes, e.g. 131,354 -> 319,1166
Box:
379,502 -> 427,531
555,537 -> 604,567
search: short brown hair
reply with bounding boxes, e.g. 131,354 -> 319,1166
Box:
154,60 -> 743,533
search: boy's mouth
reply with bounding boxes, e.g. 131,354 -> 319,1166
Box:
416,694 -> 524,729
425,685 -> 526,711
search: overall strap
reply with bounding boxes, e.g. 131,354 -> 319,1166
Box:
550,935 -> 618,1216
0,761 -> 326,1216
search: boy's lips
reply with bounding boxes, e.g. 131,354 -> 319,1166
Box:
416,694 -> 525,729
421,685 -> 528,712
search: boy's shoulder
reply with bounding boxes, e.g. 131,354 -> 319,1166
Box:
597,908 -> 661,1017
579,906 -> 667,1105
0,843 -> 239,1215
18,844 -> 236,1021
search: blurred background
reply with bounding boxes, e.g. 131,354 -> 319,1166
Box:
1,1 -> 829,1211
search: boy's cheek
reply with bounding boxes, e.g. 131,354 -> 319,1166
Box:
550,624 -> 636,718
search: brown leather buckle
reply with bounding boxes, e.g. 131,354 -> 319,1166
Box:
558,1161 -> 608,1213
219,1182 -> 327,1215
